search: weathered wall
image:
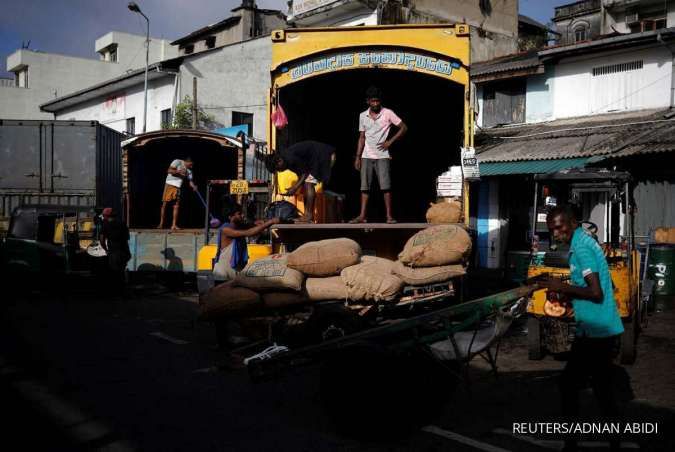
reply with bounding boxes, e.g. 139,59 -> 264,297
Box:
179,36 -> 272,140
552,46 -> 673,119
54,76 -> 176,134
525,65 -> 554,123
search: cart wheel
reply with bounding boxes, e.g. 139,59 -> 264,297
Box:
320,345 -> 450,438
619,318 -> 637,365
528,317 -> 544,360
307,305 -> 369,344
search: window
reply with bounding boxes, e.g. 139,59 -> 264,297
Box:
592,60 -> 643,77
184,44 -> 194,55
109,48 -> 117,63
126,117 -> 135,135
232,111 -> 253,136
205,36 -> 216,49
481,79 -> 526,128
15,68 -> 28,88
574,26 -> 587,42
160,109 -> 172,129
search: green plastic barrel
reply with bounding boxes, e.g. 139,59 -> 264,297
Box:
648,244 -> 675,296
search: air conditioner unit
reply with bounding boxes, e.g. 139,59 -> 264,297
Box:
625,12 -> 639,24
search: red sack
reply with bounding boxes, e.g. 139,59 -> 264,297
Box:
271,104 -> 288,129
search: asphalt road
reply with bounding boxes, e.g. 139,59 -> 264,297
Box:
1,284 -> 674,452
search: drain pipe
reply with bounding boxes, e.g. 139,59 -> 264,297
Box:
657,32 -> 675,108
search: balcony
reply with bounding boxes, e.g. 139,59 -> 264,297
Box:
554,0 -> 601,20
288,0 -> 378,26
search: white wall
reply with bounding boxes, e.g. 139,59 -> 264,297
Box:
54,76 -> 176,134
552,45 -> 673,119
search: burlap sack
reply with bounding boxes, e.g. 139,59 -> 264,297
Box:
392,261 -> 466,286
305,276 -> 348,301
398,225 -> 472,267
262,291 -> 311,308
655,227 -> 675,244
426,200 -> 462,224
198,282 -> 262,320
340,256 -> 403,302
287,238 -> 362,276
234,254 -> 304,291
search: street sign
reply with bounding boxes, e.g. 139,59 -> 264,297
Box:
461,147 -> 480,180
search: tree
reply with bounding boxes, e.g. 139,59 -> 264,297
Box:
165,95 -> 215,129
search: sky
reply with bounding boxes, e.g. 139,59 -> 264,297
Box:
0,0 -> 566,79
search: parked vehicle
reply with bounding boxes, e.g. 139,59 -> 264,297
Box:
0,120 -> 123,227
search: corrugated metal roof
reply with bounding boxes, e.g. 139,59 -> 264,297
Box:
479,158 -> 589,176
471,50 -> 541,77
476,110 -> 675,164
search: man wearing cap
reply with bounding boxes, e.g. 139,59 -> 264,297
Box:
158,157 -> 197,230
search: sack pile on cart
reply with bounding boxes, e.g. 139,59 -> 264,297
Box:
199,225 -> 472,320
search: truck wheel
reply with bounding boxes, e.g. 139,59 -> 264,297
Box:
528,317 -> 544,360
619,318 -> 637,365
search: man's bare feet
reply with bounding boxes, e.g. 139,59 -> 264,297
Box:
156,224 -> 164,229
171,225 -> 182,231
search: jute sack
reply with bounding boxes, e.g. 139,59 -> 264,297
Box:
198,282 -> 262,321
426,200 -> 461,224
305,276 -> 348,301
340,256 -> 403,302
234,254 -> 304,291
655,227 -> 675,244
262,291 -> 310,308
392,261 -> 466,286
287,238 -> 361,276
398,225 -> 472,267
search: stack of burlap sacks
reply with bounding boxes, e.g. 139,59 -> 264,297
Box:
199,200 -> 470,321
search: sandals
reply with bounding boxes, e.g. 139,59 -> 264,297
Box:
348,217 -> 367,224
386,218 -> 398,224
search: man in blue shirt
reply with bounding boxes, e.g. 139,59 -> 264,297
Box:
540,205 -> 624,452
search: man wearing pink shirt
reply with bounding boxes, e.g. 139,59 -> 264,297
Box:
351,86 -> 408,224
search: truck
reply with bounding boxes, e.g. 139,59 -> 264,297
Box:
265,24 -> 474,255
0,119 -> 124,231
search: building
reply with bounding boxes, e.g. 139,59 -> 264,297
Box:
470,26 -> 675,269
2,31 -> 177,120
553,0 -> 675,45
287,0 -> 521,63
171,0 -> 285,56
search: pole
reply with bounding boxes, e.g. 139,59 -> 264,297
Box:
192,77 -> 198,129
142,13 -> 149,133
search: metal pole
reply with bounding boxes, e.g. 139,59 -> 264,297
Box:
192,77 -> 198,129
142,13 -> 149,133
531,181 -> 539,250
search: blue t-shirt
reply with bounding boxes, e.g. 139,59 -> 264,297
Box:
568,227 -> 624,338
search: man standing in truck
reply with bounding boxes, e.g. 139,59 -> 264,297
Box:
157,157 -> 197,230
351,86 -> 407,224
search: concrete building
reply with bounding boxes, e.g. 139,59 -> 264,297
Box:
2,31 -> 177,120
171,0 -> 285,56
470,28 -> 675,269
553,0 -> 675,45
287,0 -> 521,63
42,34 -> 271,137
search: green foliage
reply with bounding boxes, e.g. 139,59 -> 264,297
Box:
165,95 -> 215,129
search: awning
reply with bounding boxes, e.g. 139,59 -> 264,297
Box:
479,157 -> 589,176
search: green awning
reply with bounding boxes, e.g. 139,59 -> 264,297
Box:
478,157 -> 589,176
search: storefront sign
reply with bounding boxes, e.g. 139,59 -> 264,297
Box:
461,147 -> 480,180
292,0 -> 339,16
288,50 -> 461,81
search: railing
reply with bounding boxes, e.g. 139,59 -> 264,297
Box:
0,78 -> 16,88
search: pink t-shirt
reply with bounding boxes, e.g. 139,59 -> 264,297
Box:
359,107 -> 402,159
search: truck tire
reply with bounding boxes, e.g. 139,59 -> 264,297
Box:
528,317 -> 544,360
306,305 -> 369,344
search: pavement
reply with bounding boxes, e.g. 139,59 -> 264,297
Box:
1,283 -> 674,452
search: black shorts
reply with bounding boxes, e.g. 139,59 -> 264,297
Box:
360,158 -> 391,191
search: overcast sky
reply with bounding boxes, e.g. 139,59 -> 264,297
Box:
1,0 -> 566,79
